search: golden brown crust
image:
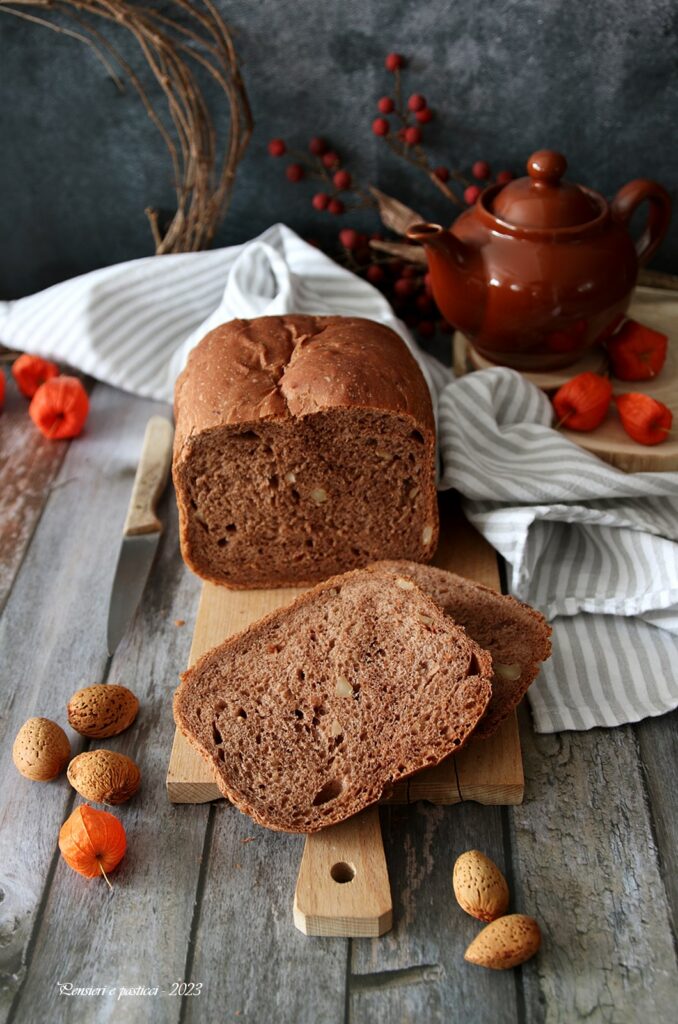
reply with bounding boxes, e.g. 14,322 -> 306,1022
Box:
174,315 -> 435,452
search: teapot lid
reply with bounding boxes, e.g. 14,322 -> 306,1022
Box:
491,150 -> 601,228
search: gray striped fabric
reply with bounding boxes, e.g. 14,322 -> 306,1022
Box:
1,223 -> 676,732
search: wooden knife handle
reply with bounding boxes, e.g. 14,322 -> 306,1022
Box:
123,416 -> 174,537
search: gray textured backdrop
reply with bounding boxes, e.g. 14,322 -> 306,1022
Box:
1,0 -> 677,298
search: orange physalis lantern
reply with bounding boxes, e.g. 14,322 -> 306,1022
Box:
58,804 -> 127,888
615,393 -> 673,446
29,376 -> 89,440
12,353 -> 59,398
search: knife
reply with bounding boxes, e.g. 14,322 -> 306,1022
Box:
106,415 -> 174,656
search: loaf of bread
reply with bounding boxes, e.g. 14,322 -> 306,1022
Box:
173,568 -> 493,833
370,561 -> 551,737
173,315 -> 439,588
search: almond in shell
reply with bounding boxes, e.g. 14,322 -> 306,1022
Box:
453,849 -> 509,922
12,717 -> 71,781
67,684 -> 139,738
67,749 -> 141,805
465,914 -> 541,970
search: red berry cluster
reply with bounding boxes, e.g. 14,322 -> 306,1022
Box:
267,134 -> 368,217
369,55 -> 513,206
371,56 -> 436,166
265,52 -> 518,339
267,53 -> 515,215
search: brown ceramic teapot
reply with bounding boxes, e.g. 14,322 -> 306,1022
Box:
407,150 -> 672,371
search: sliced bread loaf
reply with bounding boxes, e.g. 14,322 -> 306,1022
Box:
172,315 -> 439,589
173,568 -> 493,833
369,560 -> 551,738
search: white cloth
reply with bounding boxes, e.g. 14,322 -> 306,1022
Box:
2,223 -> 676,732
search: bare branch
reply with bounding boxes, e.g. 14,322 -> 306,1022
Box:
0,0 -> 252,253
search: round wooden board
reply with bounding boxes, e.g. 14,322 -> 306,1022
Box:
453,286 -> 678,473
466,341 -> 608,388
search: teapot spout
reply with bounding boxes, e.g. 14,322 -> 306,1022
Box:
406,221 -> 472,261
406,223 -> 481,335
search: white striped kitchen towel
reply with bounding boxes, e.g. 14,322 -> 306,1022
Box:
1,222 -> 677,732
438,369 -> 678,731
0,222 -> 450,404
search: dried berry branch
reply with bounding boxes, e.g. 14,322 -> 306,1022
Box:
0,0 -> 253,253
266,52 -> 516,340
267,51 -> 516,238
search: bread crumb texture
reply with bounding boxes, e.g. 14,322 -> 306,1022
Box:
369,561 -> 552,738
174,569 -> 493,832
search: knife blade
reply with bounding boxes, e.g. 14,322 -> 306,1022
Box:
106,415 -> 174,656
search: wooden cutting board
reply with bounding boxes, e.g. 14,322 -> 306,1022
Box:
166,498 -> 524,936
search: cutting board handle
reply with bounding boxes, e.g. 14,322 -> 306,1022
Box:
293,806 -> 392,938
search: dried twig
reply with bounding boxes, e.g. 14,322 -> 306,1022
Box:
0,0 -> 253,253
369,187 -> 423,235
368,239 -> 427,264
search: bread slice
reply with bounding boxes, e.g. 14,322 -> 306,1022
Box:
173,568 -> 493,833
369,561 -> 551,738
172,315 -> 439,589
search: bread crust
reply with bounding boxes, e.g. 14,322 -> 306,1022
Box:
173,315 -> 435,443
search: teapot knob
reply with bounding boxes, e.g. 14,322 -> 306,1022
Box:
527,150 -> 567,184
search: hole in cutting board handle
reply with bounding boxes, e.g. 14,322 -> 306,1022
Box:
330,861 -> 356,884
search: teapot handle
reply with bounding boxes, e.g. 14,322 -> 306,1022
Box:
611,179 -> 672,267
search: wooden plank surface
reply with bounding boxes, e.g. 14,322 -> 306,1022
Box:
1,395 -> 678,1024
0,386 -> 178,1022
177,801 -> 349,1024
0,373 -> 71,612
348,802 -> 520,1023
633,708 -> 678,936
514,707 -> 678,1023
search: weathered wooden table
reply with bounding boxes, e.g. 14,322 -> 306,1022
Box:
1,380 -> 677,1024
